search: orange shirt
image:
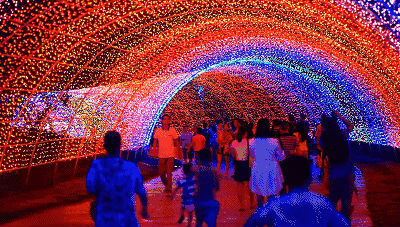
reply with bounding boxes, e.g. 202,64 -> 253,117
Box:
154,127 -> 179,158
192,134 -> 206,152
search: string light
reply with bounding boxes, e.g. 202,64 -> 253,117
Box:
0,0 -> 399,172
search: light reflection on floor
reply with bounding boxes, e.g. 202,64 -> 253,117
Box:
1,155 -> 373,227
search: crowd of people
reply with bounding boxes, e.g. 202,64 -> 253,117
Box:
86,111 -> 355,226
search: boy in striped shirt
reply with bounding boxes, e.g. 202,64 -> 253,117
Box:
171,163 -> 196,226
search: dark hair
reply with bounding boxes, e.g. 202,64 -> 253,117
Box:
162,114 -> 171,120
272,119 -> 281,127
296,124 -> 308,142
280,156 -> 311,188
319,114 -> 327,124
104,131 -> 121,155
233,118 -> 243,125
288,114 -> 295,122
300,113 -> 306,120
237,126 -> 247,143
247,122 -> 255,139
321,115 -> 349,164
280,121 -> 289,131
183,163 -> 192,175
199,149 -> 212,164
255,118 -> 272,138
196,127 -> 203,134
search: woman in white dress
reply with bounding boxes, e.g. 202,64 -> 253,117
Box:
249,118 -> 286,207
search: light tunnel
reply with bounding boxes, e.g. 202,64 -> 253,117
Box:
0,0 -> 399,173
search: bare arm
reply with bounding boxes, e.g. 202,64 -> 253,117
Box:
335,111 -> 354,132
135,174 -> 149,219
153,138 -> 159,148
86,161 -> 97,195
174,138 -> 180,148
230,145 -> 236,160
179,135 -> 182,146
315,125 -> 323,152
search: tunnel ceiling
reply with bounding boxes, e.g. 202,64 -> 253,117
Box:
163,71 -> 288,126
1,0 -> 400,172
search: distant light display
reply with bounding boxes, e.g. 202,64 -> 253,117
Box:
0,0 -> 399,172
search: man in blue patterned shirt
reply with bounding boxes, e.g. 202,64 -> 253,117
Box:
86,131 -> 149,227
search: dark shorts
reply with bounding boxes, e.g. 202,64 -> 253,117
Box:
233,160 -> 250,182
217,147 -> 229,156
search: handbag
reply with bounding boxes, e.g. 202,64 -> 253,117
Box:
147,145 -> 159,159
245,139 -> 251,178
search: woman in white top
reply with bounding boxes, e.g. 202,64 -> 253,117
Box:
249,118 -> 286,207
230,126 -> 256,211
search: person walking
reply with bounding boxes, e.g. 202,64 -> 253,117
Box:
153,114 -> 180,196
244,156 -> 350,227
315,114 -> 327,169
321,111 -> 354,221
278,121 -> 297,157
230,126 -> 256,211
216,122 -> 234,176
180,125 -> 193,163
191,127 -> 206,164
86,131 -> 149,227
249,118 -> 286,207
293,124 -> 309,158
171,163 -> 196,227
193,149 -> 220,227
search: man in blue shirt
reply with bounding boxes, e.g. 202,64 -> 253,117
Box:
86,131 -> 149,227
244,156 -> 350,227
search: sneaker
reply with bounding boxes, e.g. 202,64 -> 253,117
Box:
177,215 -> 184,224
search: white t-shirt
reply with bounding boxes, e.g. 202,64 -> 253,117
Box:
154,127 -> 179,158
231,139 -> 249,161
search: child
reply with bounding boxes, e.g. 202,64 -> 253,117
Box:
171,163 -> 196,226
194,149 -> 220,227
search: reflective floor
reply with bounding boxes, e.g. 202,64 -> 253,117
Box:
1,156 -> 400,227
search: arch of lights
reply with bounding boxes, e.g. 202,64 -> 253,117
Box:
0,0 -> 399,172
